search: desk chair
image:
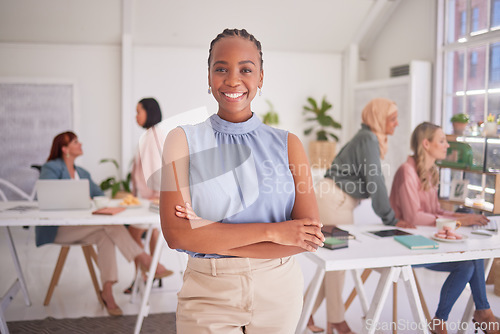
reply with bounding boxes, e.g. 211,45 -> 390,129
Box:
44,242 -> 104,307
0,178 -> 34,201
345,268 -> 431,334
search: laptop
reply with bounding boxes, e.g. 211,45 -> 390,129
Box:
36,179 -> 91,210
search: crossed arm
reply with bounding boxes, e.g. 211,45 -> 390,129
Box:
159,128 -> 324,258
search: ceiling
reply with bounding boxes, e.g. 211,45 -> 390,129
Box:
0,0 -> 388,53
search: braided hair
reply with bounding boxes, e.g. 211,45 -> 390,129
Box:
410,122 -> 441,191
208,29 -> 263,69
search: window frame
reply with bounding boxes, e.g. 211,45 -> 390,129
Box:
437,0 -> 500,131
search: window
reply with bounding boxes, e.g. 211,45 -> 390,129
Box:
472,7 -> 479,31
441,0 -> 500,133
493,0 -> 500,28
459,53 -> 465,78
491,43 -> 500,84
470,51 -> 478,77
461,10 -> 467,36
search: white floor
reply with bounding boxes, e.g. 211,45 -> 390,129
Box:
1,226 -> 499,334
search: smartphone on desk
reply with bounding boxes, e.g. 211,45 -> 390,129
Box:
321,225 -> 355,240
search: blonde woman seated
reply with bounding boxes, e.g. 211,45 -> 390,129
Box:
389,122 -> 498,334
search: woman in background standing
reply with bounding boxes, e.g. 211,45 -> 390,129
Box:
124,97 -> 172,294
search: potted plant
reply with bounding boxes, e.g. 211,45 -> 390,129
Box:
99,158 -> 131,198
261,99 -> 279,126
484,113 -> 498,137
303,96 -> 341,168
450,113 -> 470,135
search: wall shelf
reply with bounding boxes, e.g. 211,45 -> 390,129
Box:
438,135 -> 500,215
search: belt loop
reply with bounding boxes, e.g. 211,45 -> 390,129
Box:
280,257 -> 284,265
210,258 -> 217,276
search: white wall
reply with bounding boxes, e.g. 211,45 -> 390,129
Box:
0,0 -> 439,193
0,41 -> 342,188
129,46 -> 343,163
0,43 -> 122,184
361,0 -> 437,81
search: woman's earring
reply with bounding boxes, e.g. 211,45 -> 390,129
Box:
259,87 -> 262,96
208,87 -> 212,94
66,153 -> 70,158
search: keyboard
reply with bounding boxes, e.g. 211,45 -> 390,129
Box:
472,219 -> 498,233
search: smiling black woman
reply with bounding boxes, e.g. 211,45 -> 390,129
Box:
159,28 -> 325,333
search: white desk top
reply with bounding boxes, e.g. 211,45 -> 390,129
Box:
305,224 -> 500,271
0,200 -> 159,226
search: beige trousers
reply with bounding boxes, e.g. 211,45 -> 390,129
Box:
311,178 -> 360,323
177,256 -> 303,334
54,225 -> 143,284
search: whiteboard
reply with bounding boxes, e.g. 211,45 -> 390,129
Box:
0,82 -> 74,200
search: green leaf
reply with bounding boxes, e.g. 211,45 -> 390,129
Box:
316,130 -> 328,141
122,173 -> 132,193
317,114 -> 331,126
303,96 -> 341,142
111,183 -> 121,197
328,132 -> 339,141
100,177 -> 115,191
265,99 -> 275,111
320,97 -> 332,112
450,113 -> 470,123
307,97 -> 318,110
99,158 -> 119,170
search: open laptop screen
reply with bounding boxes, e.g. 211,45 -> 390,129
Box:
36,179 -> 91,210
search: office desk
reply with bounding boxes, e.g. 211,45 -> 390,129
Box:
297,223 -> 500,334
0,200 -> 163,334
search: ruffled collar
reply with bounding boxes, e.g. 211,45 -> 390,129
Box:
209,113 -> 261,135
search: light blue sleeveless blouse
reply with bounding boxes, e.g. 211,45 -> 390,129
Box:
178,113 -> 296,258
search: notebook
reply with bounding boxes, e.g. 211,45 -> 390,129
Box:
36,179 -> 91,210
323,237 -> 348,250
394,235 -> 439,250
92,207 -> 126,215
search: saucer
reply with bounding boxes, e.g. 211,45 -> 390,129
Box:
431,234 -> 468,243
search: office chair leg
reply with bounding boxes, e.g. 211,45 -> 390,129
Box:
81,245 -> 104,307
88,244 -> 98,263
44,246 -> 70,306
345,268 -> 372,310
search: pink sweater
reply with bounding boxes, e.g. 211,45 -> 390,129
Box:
389,156 -> 454,226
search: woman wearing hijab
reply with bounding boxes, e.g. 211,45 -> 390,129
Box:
307,98 -> 410,334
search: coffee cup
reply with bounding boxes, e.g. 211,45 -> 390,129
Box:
93,196 -> 110,209
436,218 -> 461,231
